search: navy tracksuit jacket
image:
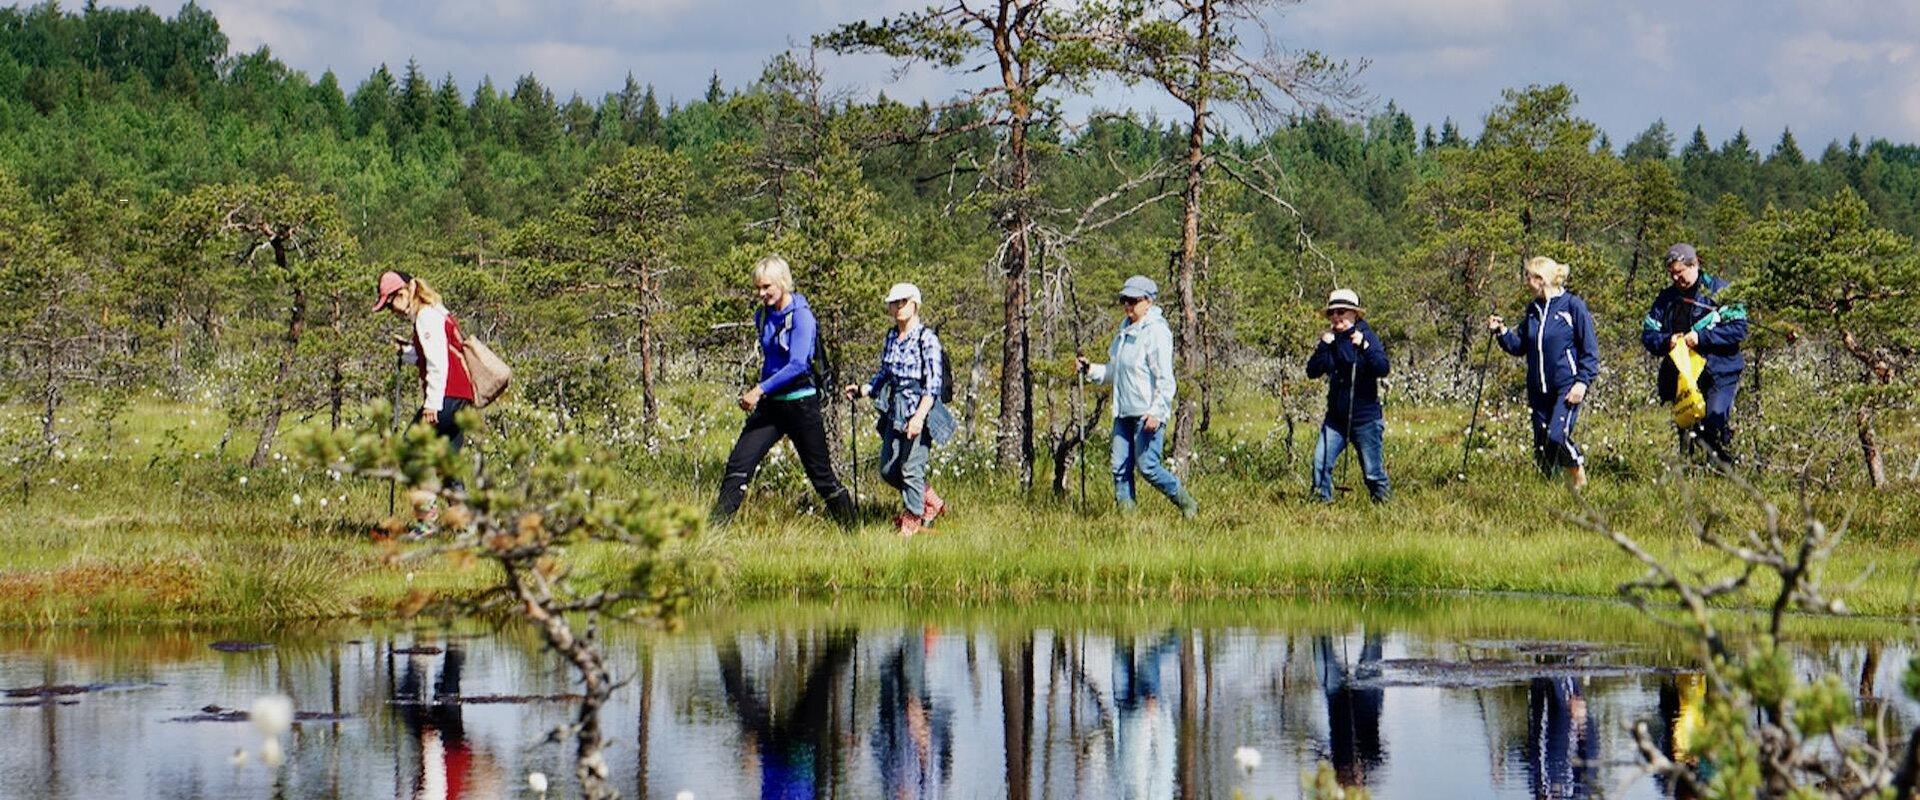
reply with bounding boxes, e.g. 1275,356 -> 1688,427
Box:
1497,292 -> 1602,470
1640,274 -> 1747,450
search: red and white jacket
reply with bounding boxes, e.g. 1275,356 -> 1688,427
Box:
413,304 -> 475,411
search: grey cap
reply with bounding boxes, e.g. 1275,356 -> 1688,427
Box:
1119,275 -> 1158,300
1664,243 -> 1698,264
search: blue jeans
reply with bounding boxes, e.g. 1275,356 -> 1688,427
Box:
878,429 -> 932,517
1312,419 -> 1390,502
1110,416 -> 1184,506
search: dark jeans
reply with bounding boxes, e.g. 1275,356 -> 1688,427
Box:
413,397 -> 469,491
711,393 -> 853,525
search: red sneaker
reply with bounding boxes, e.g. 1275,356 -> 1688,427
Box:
896,513 -> 923,538
921,488 -> 947,527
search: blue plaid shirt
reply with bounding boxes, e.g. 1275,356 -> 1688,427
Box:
867,322 -> 944,409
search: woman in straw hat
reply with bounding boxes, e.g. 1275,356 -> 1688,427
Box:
1307,288 -> 1392,503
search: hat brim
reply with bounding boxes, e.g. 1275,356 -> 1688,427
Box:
371,292 -> 397,312
1323,302 -> 1364,314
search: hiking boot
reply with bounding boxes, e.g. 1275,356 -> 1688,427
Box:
402,519 -> 438,541
921,488 -> 947,527
1567,465 -> 1588,492
895,513 -> 923,538
1173,489 -> 1199,520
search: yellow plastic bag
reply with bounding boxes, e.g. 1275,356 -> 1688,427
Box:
1669,338 -> 1707,428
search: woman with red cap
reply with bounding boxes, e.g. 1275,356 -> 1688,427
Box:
374,270 -> 476,535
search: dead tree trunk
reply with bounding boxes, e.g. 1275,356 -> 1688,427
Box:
328,290 -> 345,430
637,267 -> 659,435
1169,0 -> 1215,468
251,240 -> 303,469
992,8 -> 1036,487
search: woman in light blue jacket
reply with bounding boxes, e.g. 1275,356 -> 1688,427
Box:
1076,275 -> 1198,518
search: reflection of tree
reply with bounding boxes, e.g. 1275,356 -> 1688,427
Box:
1315,635 -> 1384,788
716,632 -> 857,800
872,631 -> 952,800
1523,676 -> 1597,800
1002,633 -> 1035,800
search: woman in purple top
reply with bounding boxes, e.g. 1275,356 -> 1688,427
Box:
709,255 -> 855,527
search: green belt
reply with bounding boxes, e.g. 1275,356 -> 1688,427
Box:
771,387 -> 818,401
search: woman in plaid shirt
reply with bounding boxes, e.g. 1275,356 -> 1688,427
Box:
846,282 -> 956,537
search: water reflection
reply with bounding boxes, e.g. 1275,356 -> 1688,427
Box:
1316,634 -> 1385,789
1,604 -> 1913,800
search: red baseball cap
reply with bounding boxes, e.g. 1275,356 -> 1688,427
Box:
372,270 -> 410,311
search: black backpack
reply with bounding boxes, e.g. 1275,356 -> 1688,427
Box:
755,306 -> 832,392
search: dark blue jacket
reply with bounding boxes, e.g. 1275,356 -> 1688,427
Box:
754,293 -> 819,395
1307,319 -> 1391,428
1641,274 -> 1747,401
1496,292 -> 1601,399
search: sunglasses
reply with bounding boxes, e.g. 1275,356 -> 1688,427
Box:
1117,295 -> 1146,306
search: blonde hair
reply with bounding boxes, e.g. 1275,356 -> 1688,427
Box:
1525,255 -> 1570,289
403,276 -> 443,310
752,254 -> 795,293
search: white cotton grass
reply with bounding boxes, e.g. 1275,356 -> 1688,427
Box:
250,694 -> 294,767
528,771 -> 549,795
676,791 -> 697,800
1234,746 -> 1262,774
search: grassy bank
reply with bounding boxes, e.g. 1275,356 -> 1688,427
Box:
3,396 -> 1920,626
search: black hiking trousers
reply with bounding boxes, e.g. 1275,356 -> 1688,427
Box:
710,393 -> 854,526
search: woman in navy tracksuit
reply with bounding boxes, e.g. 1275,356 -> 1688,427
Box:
1488,256 -> 1601,488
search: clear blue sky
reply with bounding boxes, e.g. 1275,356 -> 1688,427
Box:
113,0 -> 1920,151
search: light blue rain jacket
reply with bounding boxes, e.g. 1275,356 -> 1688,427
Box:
1085,305 -> 1176,420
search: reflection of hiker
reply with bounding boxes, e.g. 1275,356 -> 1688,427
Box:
1524,676 -> 1598,800
1314,635 -> 1385,788
716,633 -> 857,800
1654,674 -> 1708,799
1307,289 -> 1392,503
710,255 -> 856,528
871,630 -> 952,799
845,283 -> 955,537
395,646 -> 500,800
1641,244 -> 1747,465
1110,632 -> 1180,800
1076,276 -> 1198,518
376,270 -> 477,537
1489,256 -> 1602,490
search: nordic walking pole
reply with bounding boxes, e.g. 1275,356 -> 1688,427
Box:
389,342 -> 404,516
1459,304 -> 1498,481
1066,268 -> 1089,510
848,392 -> 860,519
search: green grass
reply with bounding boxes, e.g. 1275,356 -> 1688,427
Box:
3,394 -> 1919,626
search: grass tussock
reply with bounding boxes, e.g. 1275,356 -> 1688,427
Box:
3,396 -> 1919,626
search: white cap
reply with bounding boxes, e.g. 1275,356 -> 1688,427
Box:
884,282 -> 922,306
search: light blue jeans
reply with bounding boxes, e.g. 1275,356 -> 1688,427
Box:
1312,419 -> 1390,502
1110,416 -> 1184,507
878,430 -> 932,517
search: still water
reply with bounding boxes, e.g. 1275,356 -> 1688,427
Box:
0,597 -> 1908,799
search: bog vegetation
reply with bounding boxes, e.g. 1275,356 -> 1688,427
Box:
0,0 -> 1917,615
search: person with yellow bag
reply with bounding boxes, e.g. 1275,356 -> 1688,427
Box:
1640,244 -> 1748,465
